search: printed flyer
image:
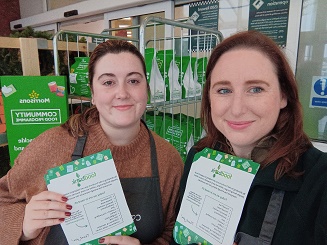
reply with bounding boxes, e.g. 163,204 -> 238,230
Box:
174,148 -> 259,245
45,149 -> 136,245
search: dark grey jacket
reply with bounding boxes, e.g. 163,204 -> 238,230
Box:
176,146 -> 327,245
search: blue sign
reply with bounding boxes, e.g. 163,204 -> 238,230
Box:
310,77 -> 327,108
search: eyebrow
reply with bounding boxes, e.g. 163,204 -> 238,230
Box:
212,80 -> 229,86
212,79 -> 270,86
97,71 -> 144,80
245,80 -> 270,86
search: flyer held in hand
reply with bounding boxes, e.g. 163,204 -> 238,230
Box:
174,148 -> 260,245
44,149 -> 136,245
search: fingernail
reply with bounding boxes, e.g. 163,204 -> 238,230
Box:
66,205 -> 72,210
62,196 -> 68,202
65,212 -> 71,217
59,218 -> 65,222
98,238 -> 105,243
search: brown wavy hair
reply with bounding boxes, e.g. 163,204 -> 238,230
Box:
197,30 -> 312,179
62,39 -> 147,137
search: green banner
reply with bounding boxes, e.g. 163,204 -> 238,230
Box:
249,0 -> 290,47
0,76 -> 69,166
189,0 -> 219,51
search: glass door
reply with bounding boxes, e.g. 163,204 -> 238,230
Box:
103,1 -> 174,42
296,0 -> 327,141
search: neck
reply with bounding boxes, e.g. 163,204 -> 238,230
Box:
101,121 -> 141,146
230,145 -> 254,159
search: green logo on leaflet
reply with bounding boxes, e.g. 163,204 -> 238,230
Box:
211,164 -> 232,179
72,172 -> 97,187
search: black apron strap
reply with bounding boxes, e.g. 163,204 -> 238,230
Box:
141,119 -> 164,230
120,120 -> 164,243
146,121 -> 160,178
234,232 -> 259,245
71,135 -> 87,160
258,189 -> 285,244
235,189 -> 285,245
44,224 -> 68,245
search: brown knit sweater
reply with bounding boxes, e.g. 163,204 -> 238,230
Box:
0,122 -> 183,245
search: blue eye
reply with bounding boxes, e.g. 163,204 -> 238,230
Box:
249,87 -> 263,93
218,88 -> 232,94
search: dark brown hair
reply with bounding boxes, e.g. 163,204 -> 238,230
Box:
197,30 -> 312,179
62,39 -> 147,136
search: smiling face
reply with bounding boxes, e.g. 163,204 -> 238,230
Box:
209,48 -> 287,158
91,52 -> 148,131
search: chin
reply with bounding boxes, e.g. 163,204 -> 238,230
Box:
115,119 -> 139,127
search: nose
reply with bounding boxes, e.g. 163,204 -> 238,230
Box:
230,92 -> 246,116
115,83 -> 129,99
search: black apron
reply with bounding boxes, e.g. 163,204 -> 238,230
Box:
45,123 -> 164,244
234,189 -> 285,245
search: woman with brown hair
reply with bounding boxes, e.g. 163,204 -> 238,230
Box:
177,31 -> 327,244
0,39 -> 183,245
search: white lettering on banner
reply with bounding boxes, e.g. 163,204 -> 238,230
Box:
19,98 -> 51,104
267,1 -> 289,6
15,111 -> 57,118
18,137 -> 34,143
15,118 -> 45,122
14,145 -> 25,151
198,6 -> 209,11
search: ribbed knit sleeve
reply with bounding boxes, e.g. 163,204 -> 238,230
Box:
0,126 -> 77,244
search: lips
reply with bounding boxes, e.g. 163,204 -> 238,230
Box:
114,105 -> 133,110
227,120 -> 253,130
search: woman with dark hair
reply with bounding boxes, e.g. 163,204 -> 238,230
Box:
177,31 -> 327,244
0,39 -> 184,245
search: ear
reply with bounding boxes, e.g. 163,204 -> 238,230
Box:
280,93 -> 287,109
88,83 -> 93,103
91,90 -> 95,105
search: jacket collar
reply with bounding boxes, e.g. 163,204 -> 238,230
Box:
251,135 -> 302,191
251,160 -> 303,191
217,135 -> 303,191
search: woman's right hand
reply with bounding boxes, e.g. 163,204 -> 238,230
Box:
21,191 -> 72,241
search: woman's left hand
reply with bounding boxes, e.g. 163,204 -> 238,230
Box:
98,236 -> 140,245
